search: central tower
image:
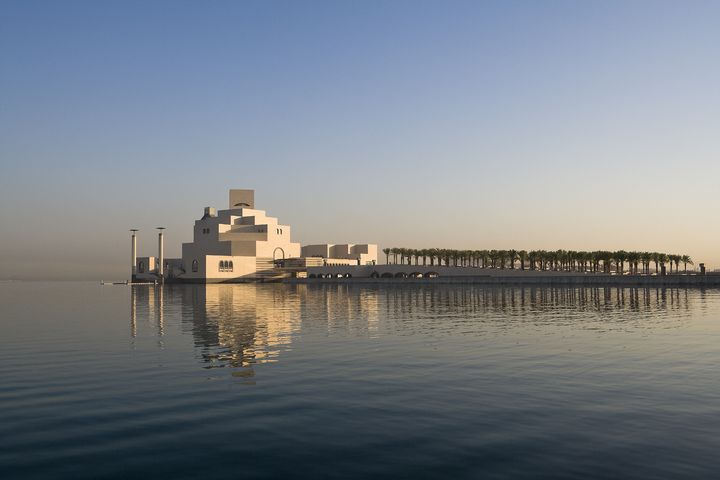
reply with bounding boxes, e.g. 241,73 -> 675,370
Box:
229,189 -> 255,209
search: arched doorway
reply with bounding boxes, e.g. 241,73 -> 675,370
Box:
273,247 -> 285,261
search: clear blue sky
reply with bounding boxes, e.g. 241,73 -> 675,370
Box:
2,0 -> 719,279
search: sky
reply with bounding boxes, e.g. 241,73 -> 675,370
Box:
1,0 -> 719,280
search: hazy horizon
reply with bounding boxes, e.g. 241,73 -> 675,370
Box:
2,0 -> 719,280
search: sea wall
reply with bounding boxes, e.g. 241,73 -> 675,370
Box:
289,265 -> 720,287
287,276 -> 720,286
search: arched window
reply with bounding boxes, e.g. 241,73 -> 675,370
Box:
219,260 -> 225,272
228,261 -> 233,272
192,259 -> 198,273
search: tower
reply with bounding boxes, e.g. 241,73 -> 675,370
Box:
229,189 -> 255,209
130,229 -> 138,281
157,227 -> 165,280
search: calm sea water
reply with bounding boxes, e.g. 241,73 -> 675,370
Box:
2,282 -> 720,479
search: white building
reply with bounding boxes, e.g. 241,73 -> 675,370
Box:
132,189 -> 377,283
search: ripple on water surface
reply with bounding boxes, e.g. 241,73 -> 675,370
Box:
1,282 -> 720,479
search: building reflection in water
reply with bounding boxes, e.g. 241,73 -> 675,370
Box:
131,285 -> 703,378
130,284 -> 165,345
187,284 -> 303,373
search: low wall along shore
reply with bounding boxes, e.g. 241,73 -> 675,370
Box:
288,265 -> 720,286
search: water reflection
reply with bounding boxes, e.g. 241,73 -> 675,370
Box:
381,285 -> 694,318
186,284 -> 302,374
130,285 -> 165,345
131,285 -> 708,377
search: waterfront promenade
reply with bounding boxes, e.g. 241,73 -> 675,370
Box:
291,265 -> 720,286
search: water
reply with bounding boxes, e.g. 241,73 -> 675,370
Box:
2,282 -> 720,479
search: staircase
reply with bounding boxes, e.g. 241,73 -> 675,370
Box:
254,258 -> 289,282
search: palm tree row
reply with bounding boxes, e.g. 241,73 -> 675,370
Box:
381,248 -> 695,275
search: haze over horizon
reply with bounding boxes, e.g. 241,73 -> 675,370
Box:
2,0 -> 719,280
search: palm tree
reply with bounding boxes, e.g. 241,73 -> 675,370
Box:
518,250 -> 527,270
668,254 -> 679,274
659,253 -> 669,274
651,252 -> 660,274
428,248 -> 436,266
614,250 -> 627,275
480,250 -> 489,268
383,247 -> 699,278
681,254 -> 693,273
472,250 -> 481,268
528,250 -> 537,270
489,250 -> 498,268
420,249 -> 429,266
576,251 -> 586,272
626,251 -> 639,275
507,249 -> 518,269
640,252 -> 651,274
602,251 -> 613,273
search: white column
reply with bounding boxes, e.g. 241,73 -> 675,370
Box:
130,229 -> 138,279
157,227 -> 165,278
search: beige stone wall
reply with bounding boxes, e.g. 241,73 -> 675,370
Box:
136,256 -> 157,274
229,241 -> 257,257
301,243 -> 378,265
302,244 -> 331,258
329,244 -> 351,258
180,244 -> 206,280
256,240 -> 301,259
205,255 -> 257,279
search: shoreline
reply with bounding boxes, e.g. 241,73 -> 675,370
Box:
286,273 -> 720,287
